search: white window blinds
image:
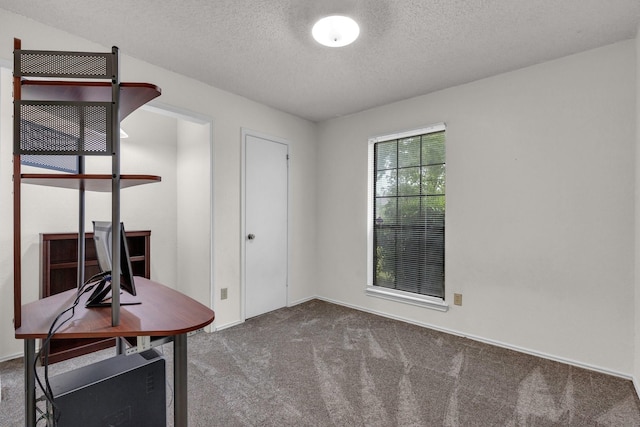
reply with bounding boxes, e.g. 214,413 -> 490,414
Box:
370,124 -> 445,298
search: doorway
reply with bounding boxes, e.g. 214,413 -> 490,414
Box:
242,130 -> 289,319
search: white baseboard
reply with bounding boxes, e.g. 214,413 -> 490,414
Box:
213,319 -> 244,332
0,351 -> 22,364
633,376 -> 640,400
288,295 -> 317,307
213,296 -> 316,332
316,295 -> 634,382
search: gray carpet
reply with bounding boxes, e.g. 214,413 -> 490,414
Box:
1,299 -> 640,426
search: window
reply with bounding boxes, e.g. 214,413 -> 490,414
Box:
367,123 -> 446,310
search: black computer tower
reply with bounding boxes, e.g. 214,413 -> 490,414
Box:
48,349 -> 166,427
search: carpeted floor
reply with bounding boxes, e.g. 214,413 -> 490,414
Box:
1,299 -> 640,426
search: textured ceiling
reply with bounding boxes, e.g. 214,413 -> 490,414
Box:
1,1 -> 639,122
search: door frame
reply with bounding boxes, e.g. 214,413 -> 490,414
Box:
240,128 -> 291,321
142,101 -> 215,320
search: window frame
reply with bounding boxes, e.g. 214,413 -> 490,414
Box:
366,122 -> 448,312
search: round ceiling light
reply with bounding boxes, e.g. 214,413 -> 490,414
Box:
312,15 -> 360,47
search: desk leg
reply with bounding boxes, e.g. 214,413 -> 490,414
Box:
24,339 -> 35,427
174,333 -> 187,427
116,337 -> 125,355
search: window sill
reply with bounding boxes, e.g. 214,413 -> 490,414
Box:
365,286 -> 449,312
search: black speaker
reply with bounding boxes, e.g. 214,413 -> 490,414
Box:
48,349 -> 166,427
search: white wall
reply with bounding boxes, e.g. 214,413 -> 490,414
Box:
634,25 -> 640,389
176,120 -> 212,307
317,40 -> 637,375
0,10 -> 318,360
119,110 -> 179,285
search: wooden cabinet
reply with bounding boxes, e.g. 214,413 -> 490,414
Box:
41,230 -> 151,297
40,230 -> 151,363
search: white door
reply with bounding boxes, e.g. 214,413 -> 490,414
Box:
244,133 -> 288,318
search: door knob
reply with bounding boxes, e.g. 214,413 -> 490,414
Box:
247,234 -> 255,240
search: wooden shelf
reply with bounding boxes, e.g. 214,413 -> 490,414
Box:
47,337 -> 116,364
21,80 -> 161,121
41,230 -> 151,296
15,277 -> 214,340
21,174 -> 161,191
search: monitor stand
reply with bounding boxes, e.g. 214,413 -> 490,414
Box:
85,277 -> 141,308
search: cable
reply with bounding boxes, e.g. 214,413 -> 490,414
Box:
36,281 -> 95,425
34,277 -> 103,426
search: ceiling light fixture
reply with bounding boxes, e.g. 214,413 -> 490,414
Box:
312,15 -> 360,47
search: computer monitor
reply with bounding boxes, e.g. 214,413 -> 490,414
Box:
86,221 -> 138,307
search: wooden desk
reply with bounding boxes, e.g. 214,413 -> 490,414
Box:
15,277 -> 215,427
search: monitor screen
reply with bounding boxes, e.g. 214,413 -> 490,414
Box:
87,221 -> 137,307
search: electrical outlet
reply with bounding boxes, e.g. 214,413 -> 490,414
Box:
221,288 -> 228,300
454,293 -> 462,306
